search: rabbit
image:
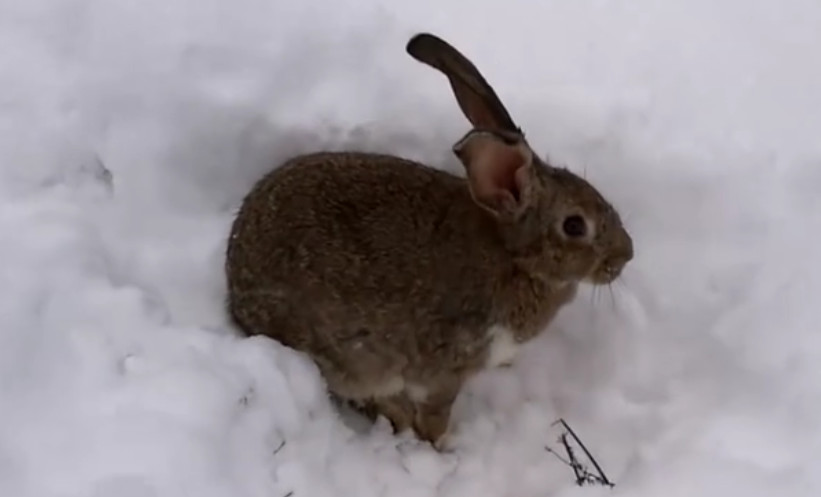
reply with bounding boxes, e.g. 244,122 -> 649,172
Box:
225,32 -> 634,448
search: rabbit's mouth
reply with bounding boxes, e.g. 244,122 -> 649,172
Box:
587,256 -> 629,285
586,229 -> 633,284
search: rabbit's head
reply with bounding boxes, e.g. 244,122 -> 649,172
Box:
407,33 -> 633,286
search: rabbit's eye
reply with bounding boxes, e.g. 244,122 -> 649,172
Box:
562,215 -> 587,238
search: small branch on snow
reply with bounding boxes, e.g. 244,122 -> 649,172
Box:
545,418 -> 614,488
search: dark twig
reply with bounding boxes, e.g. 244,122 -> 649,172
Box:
560,433 -> 587,485
544,443 -> 573,467
546,418 -> 615,488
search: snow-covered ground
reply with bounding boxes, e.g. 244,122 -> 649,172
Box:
1,0 -> 820,496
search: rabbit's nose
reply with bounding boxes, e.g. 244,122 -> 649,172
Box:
610,228 -> 633,263
600,235 -> 633,281
620,231 -> 634,262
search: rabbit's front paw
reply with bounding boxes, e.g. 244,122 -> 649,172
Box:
373,394 -> 416,434
412,400 -> 454,451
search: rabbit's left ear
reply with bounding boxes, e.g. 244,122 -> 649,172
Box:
406,33 -> 521,135
453,130 -> 536,218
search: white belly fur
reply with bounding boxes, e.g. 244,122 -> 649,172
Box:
485,325 -> 520,368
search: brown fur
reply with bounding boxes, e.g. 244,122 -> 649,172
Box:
225,33 -> 633,448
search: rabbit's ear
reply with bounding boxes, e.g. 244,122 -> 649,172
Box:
407,33 -> 520,134
453,130 -> 536,218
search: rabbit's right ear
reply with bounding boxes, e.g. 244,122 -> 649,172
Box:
453,129 -> 536,218
406,33 -> 521,135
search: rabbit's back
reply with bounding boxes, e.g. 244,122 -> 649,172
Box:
226,152 -> 507,398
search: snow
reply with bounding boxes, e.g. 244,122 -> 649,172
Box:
1,0 -> 820,495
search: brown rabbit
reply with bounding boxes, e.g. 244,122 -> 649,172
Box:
225,33 -> 633,448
